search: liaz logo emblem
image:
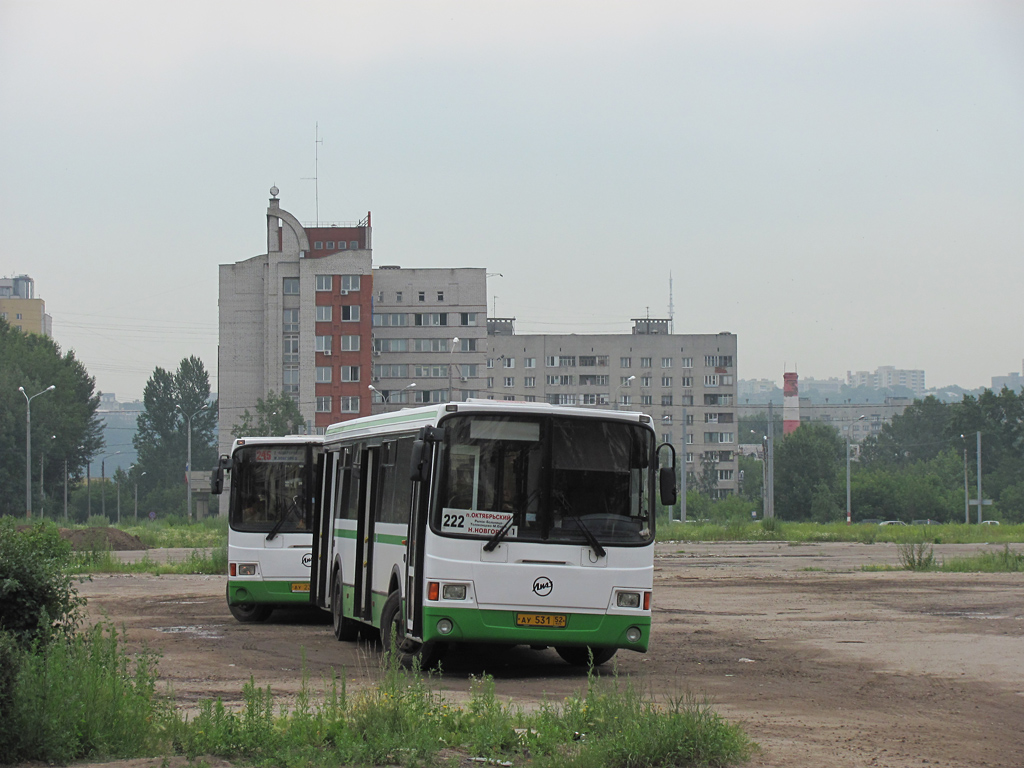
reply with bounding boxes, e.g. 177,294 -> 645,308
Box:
532,577 -> 553,597
302,553 -> 313,567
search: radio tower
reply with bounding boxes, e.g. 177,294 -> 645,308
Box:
668,272 -> 675,334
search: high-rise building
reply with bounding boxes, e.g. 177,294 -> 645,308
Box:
0,275 -> 51,336
847,366 -> 925,396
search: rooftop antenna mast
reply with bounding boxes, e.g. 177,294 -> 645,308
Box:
302,123 -> 324,226
668,271 -> 675,334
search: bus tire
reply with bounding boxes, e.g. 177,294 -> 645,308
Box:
226,584 -> 272,623
555,645 -> 617,667
332,573 -> 359,641
380,591 -> 446,670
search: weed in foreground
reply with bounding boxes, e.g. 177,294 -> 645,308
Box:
897,540 -> 936,571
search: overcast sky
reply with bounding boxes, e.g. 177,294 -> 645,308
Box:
2,1 -> 1022,402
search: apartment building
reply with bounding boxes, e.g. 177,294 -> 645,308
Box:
486,319 -> 740,498
370,266 -> 488,407
218,192 -> 374,458
0,275 -> 51,336
847,366 -> 926,396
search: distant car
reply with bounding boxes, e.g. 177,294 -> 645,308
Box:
879,520 -> 907,526
911,519 -> 940,525
859,519 -> 882,525
981,520 -> 1000,525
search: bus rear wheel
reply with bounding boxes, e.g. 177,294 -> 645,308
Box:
380,591 -> 446,670
332,573 -> 359,641
555,646 -> 617,667
226,585 -> 272,623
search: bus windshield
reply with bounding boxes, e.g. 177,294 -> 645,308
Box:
229,445 -> 311,533
436,414 -> 653,546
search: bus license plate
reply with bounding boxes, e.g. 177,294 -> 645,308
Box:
291,582 -> 310,593
515,613 -> 567,628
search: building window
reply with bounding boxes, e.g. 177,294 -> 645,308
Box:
487,377 -> 494,388
374,338 -> 408,353
504,395 -> 516,401
374,364 -> 409,378
681,357 -> 693,368
341,305 -> 360,321
418,291 -> 426,302
316,335 -> 332,354
349,240 -> 358,249
503,377 -> 514,388
620,395 -> 631,406
412,338 -> 447,352
339,242 -> 348,250
437,291 -> 444,302
316,275 -> 332,291
662,357 -> 672,368
503,357 -> 515,368
681,395 -> 694,406
705,355 -> 734,367
524,357 -> 536,368
704,375 -> 719,387
283,366 -> 299,397
340,396 -> 360,413
681,376 -> 693,387
661,395 -> 673,406
662,376 -> 672,388
316,396 -> 332,413
662,414 -> 673,425
283,309 -> 299,333
524,376 -> 536,388
641,395 -> 653,406
460,338 -> 478,352
340,275 -> 361,292
620,376 -> 632,387
641,375 -> 652,387
582,394 -> 598,405
462,364 -> 479,377
620,357 -> 631,368
373,313 -> 408,327
414,313 -> 447,326
722,375 -> 734,385
283,336 -> 299,363
487,358 -> 494,369
314,241 -> 323,250
316,366 -> 332,383
460,312 -> 478,326
316,306 -> 332,322
340,366 -> 360,382
413,365 -> 448,378
396,291 -> 403,302
340,335 -> 360,351
283,278 -> 300,295
640,357 -> 652,368
326,241 -> 335,249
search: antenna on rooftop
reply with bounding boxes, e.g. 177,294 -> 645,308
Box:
668,271 -> 675,334
301,123 -> 324,226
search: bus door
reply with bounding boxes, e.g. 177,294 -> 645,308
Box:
310,449 -> 334,610
353,444 -> 381,623
405,427 -> 444,641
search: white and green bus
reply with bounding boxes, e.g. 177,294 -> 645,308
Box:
211,436 -> 323,622
309,401 -> 677,667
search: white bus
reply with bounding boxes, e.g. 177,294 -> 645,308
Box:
211,436 -> 323,622
309,401 -> 676,667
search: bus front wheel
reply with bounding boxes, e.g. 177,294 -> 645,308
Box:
226,585 -> 272,623
555,646 -> 617,667
332,573 -> 359,641
380,591 -> 446,670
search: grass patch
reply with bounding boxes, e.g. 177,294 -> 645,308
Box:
657,520 -> 1024,545
71,545 -> 227,575
939,544 -> 1024,573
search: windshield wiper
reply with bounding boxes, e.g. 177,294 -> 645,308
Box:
266,495 -> 299,541
567,515 -> 606,558
483,515 -> 516,552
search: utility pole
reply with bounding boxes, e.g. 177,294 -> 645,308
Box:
764,401 -> 775,519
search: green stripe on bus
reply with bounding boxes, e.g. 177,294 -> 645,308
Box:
334,529 -> 358,539
420,606 -> 650,651
324,409 -> 433,436
227,580 -> 312,606
375,532 -> 407,546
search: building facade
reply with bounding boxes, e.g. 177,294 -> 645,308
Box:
847,366 -> 926,396
0,275 -> 51,336
486,320 -> 740,498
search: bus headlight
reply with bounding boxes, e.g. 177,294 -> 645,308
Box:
616,591 -> 641,608
442,584 -> 467,600
626,626 -> 642,644
437,618 -> 454,635
238,564 -> 257,576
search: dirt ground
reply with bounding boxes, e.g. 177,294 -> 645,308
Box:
73,541 -> 1024,768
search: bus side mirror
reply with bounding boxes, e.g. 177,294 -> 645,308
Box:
657,442 -> 678,506
210,455 -> 231,495
410,439 -> 429,482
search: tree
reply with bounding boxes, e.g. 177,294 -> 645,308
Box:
0,319 -> 102,518
860,396 -> 951,468
132,357 -> 218,515
697,452 -> 719,497
230,390 -> 305,438
773,423 -> 845,520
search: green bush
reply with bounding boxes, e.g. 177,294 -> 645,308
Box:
0,518 -> 82,646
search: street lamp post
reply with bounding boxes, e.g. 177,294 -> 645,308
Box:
448,336 -> 460,402
616,375 -> 635,410
845,415 -> 866,524
18,384 -> 55,519
176,404 -> 208,522
101,451 -> 121,520
135,471 -> 147,520
369,382 -> 416,409
41,435 -> 55,518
